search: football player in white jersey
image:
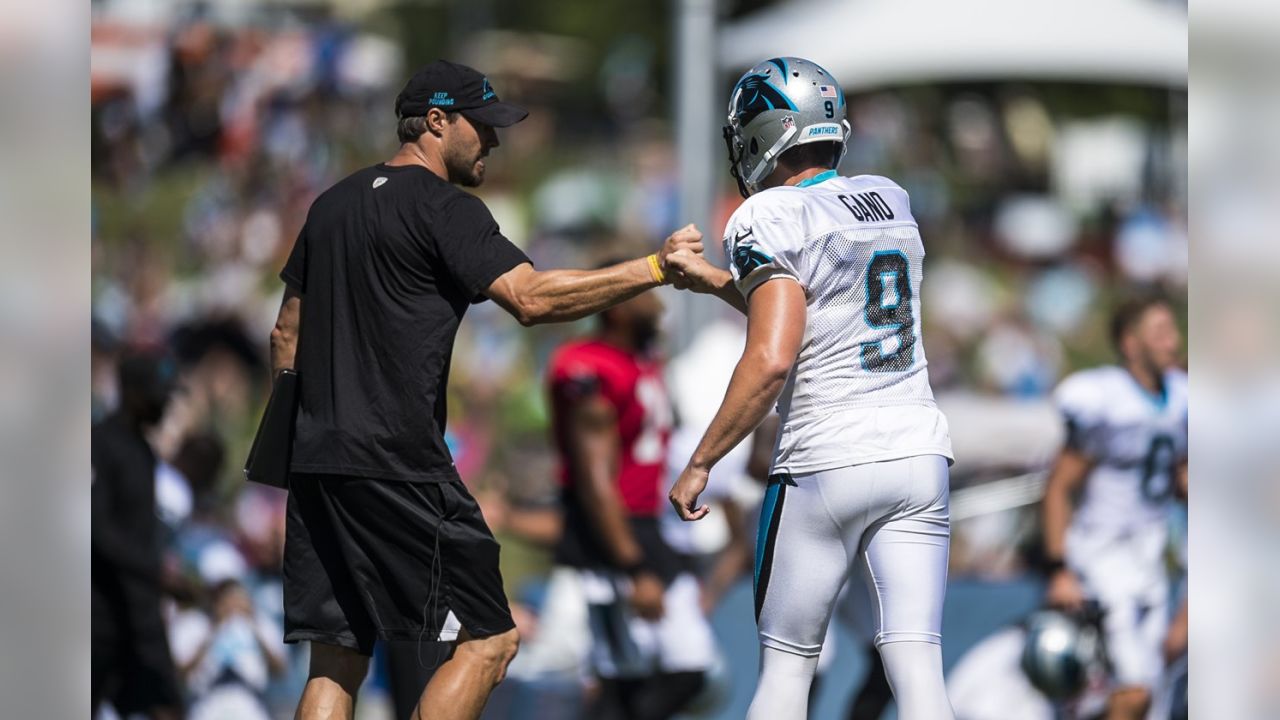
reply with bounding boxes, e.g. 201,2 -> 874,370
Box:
1041,295 -> 1188,720
665,57 -> 955,720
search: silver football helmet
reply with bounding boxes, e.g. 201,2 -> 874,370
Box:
723,56 -> 851,198
1020,606 -> 1108,700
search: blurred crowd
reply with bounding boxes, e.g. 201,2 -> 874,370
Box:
90,4 -> 1186,719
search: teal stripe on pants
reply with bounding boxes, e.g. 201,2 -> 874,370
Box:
754,480 -> 782,594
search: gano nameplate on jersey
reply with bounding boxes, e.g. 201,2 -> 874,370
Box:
836,191 -> 896,222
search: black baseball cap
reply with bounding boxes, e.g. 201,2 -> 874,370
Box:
395,60 -> 529,128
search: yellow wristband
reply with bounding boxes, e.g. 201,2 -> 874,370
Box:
646,254 -> 666,284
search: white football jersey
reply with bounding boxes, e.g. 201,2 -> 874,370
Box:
723,173 -> 953,475
1054,366 -> 1188,536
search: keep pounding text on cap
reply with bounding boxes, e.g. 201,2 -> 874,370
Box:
394,60 -> 529,128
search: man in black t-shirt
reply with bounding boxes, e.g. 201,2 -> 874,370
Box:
269,60 -> 704,720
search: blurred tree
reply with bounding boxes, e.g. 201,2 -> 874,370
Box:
390,0 -> 673,130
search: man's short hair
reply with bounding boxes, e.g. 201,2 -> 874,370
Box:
396,112 -> 459,143
1110,294 -> 1172,356
778,141 -> 841,173
397,116 -> 428,144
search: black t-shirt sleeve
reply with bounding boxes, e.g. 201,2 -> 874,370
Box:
280,225 -> 307,292
432,193 -> 531,303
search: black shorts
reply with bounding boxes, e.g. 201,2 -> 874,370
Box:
283,473 -> 514,656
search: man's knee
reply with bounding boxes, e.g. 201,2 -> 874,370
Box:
485,628 -> 520,674
458,628 -> 520,682
309,642 -> 371,691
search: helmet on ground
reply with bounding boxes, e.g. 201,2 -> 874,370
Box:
722,56 -> 850,198
1020,607 -> 1107,700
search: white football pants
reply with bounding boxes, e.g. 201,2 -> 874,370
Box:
748,454 -> 954,720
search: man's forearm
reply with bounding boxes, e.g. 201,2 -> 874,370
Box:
579,480 -> 645,568
1042,452 -> 1088,561
691,350 -> 789,471
521,258 -> 661,325
269,336 -> 295,377
568,400 -> 647,569
270,288 -> 301,378
1042,485 -> 1073,561
706,268 -> 748,314
664,251 -> 747,314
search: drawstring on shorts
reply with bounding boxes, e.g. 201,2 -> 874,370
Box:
417,486 -> 449,671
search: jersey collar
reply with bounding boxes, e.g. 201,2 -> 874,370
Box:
795,170 -> 838,188
1125,367 -> 1168,410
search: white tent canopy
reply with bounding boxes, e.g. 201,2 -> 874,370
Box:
720,0 -> 1187,90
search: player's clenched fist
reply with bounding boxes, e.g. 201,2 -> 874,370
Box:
657,224 -> 703,270
664,250 -> 727,294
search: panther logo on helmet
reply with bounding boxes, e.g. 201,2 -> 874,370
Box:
722,57 -> 852,198
731,72 -> 797,128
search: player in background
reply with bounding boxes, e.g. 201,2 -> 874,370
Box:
546,279 -> 715,719
946,610 -> 1111,720
666,57 -> 955,720
1041,295 -> 1188,720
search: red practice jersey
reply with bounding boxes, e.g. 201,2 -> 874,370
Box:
547,339 -> 673,517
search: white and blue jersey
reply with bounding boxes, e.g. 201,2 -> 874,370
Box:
1055,365 -> 1188,689
723,172 -> 953,475
1055,366 -> 1188,537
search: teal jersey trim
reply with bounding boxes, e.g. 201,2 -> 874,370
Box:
796,169 -> 839,188
1125,369 -> 1169,411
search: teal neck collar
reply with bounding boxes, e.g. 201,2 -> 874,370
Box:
796,169 -> 838,188
1126,367 -> 1168,410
